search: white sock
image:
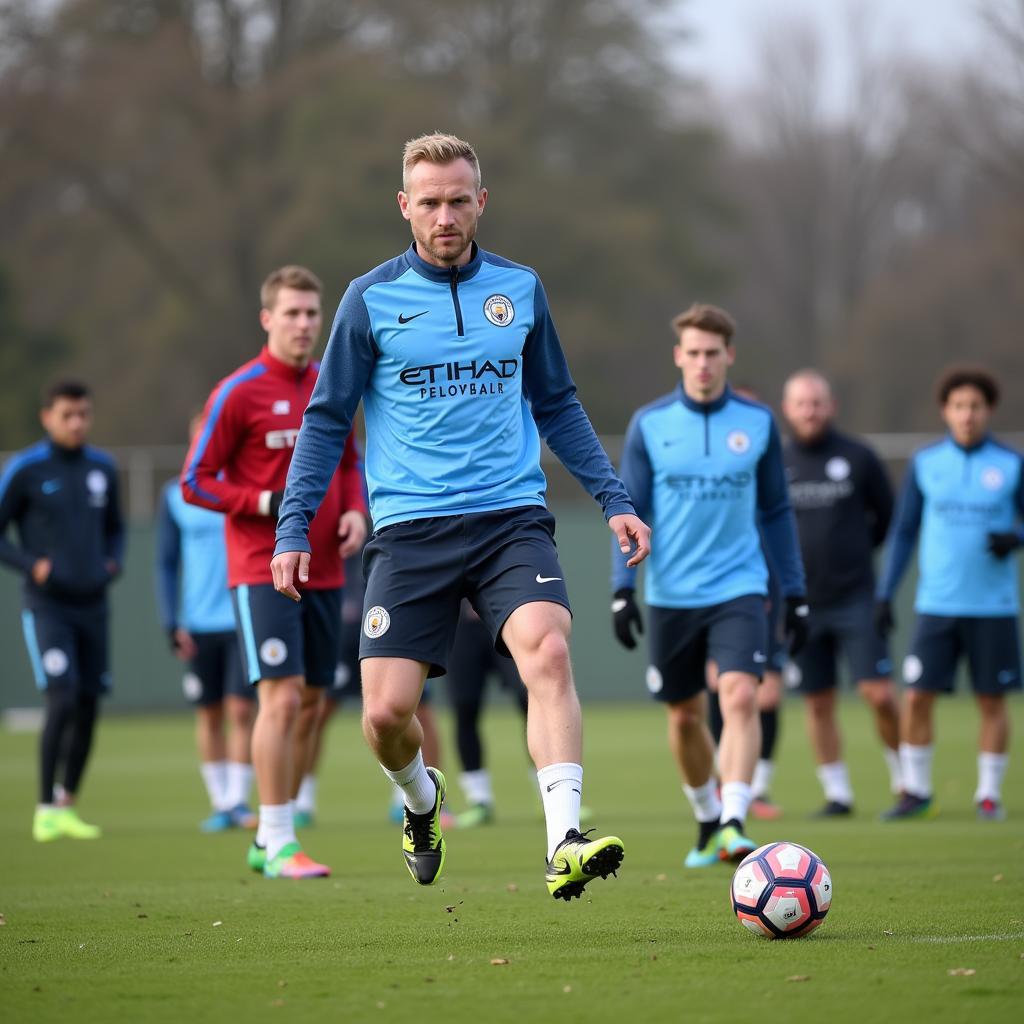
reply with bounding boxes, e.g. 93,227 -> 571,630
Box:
720,781 -> 753,825
200,760 -> 230,811
816,761 -> 854,805
257,803 -> 296,861
224,762 -> 253,809
537,762 -> 583,859
460,769 -> 494,807
975,752 -> 1008,803
883,747 -> 903,795
752,759 -> 774,799
683,778 -> 722,823
382,751 -> 436,815
295,773 -> 317,814
900,743 -> 933,799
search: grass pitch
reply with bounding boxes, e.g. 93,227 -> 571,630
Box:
2,698 -> 1022,1023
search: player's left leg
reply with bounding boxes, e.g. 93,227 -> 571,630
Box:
501,600 -> 623,901
221,633 -> 256,828
975,695 -> 1010,820
751,669 -> 783,820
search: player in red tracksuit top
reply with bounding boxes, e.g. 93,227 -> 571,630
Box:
182,265 -> 367,879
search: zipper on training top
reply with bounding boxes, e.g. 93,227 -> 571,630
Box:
703,407 -> 710,456
449,267 -> 465,337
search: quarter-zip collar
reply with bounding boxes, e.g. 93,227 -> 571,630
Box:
47,439 -> 84,461
259,345 -> 315,382
677,381 -> 732,415
406,241 -> 483,283
947,432 -> 990,455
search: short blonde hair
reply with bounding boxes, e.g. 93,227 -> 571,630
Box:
402,132 -> 481,191
260,265 -> 322,311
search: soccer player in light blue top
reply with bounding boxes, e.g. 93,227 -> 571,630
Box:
156,414 -> 256,833
610,303 -> 807,868
271,133 -> 650,900
876,365 -> 1023,822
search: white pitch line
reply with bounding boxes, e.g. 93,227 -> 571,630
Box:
906,932 -> 1024,944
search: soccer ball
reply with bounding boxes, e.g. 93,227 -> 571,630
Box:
730,841 -> 832,939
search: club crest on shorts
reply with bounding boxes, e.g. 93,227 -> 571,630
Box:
182,672 -> 203,702
483,294 -> 514,327
364,605 -> 391,639
645,665 -> 663,694
42,647 -> 69,677
259,637 -> 288,667
726,430 -> 751,454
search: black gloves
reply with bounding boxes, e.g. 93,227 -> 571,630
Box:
784,596 -> 810,656
874,599 -> 894,638
987,531 -> 1022,559
268,490 -> 284,518
611,588 -> 644,650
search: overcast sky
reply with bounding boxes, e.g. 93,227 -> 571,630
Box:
680,0 -> 985,111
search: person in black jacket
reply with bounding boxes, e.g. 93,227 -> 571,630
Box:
781,370 -> 901,816
0,380 -> 124,842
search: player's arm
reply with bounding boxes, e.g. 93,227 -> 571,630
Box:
874,456 -> 925,632
0,461 -> 36,575
863,446 -> 895,548
272,285 -> 376,598
609,413 -> 652,649
181,389 -> 263,515
986,453 -> 1024,559
154,484 -> 182,636
757,419 -> 809,652
103,459 -> 126,574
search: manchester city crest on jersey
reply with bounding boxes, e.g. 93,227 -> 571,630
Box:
483,294 -> 514,327
364,605 -> 391,639
86,468 -> 109,507
825,456 -> 851,481
726,430 -> 751,454
981,466 -> 1004,491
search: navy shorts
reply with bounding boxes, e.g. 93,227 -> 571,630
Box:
360,506 -> 570,677
182,630 -> 251,706
786,591 -> 892,694
903,614 -> 1022,695
232,584 -> 341,687
20,600 -> 110,695
646,595 -> 768,703
765,598 -> 786,673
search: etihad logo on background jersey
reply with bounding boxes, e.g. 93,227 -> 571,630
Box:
666,471 -> 752,499
272,399 -> 291,415
266,428 -> 301,449
483,294 -> 514,327
400,358 -> 519,400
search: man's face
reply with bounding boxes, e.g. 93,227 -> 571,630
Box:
673,327 -> 734,401
260,287 -> 322,368
782,376 -> 835,443
398,158 -> 487,268
41,397 -> 92,449
942,385 -> 990,447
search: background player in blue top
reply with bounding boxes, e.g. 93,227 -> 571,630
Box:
156,413 -> 256,833
0,380 -> 123,843
876,365 -> 1023,821
272,132 -> 651,901
611,303 -> 807,868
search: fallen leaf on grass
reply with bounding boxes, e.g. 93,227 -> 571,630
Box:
655,873 -> 667,882
0,913 -> 6,925
947,968 -> 976,977
270,999 -> 285,1008
563,985 -> 572,994
277,980 -> 287,988
376,1002 -> 386,1009
883,930 -> 894,936
490,958 -> 510,966
786,976 -> 811,983
506,883 -> 518,893
212,921 -> 223,927
445,906 -> 456,913
447,954 -> 455,961
993,874 -> 1004,883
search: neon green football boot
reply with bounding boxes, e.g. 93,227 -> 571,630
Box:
545,828 -> 624,901
32,806 -> 63,842
247,841 -> 267,873
263,842 -> 330,879
402,768 -> 447,885
684,828 -> 722,868
55,807 -> 101,840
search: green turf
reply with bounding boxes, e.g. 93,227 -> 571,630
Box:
2,699 -> 1022,1023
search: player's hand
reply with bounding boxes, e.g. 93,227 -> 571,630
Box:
873,599 -> 894,638
610,513 -> 651,568
169,627 -> 197,660
784,596 -> 810,656
30,557 -> 52,585
337,510 -> 368,558
986,531 -> 1022,560
611,587 -> 644,650
271,550 -> 310,602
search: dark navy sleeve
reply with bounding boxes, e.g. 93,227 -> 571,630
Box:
610,412 -> 652,591
155,484 -> 181,631
863,446 -> 894,548
522,276 -> 634,521
1015,454 -> 1024,542
104,459 -> 125,568
876,456 -> 924,600
756,418 -> 806,598
276,284 -> 377,556
0,460 -> 35,574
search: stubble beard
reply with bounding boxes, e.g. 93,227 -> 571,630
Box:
414,220 -> 477,266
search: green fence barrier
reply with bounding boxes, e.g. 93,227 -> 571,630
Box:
0,504 -> 1012,712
